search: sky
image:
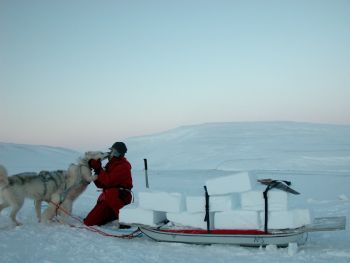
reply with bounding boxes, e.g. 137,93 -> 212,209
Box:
1,0 -> 350,151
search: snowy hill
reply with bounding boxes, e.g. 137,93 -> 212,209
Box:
126,121 -> 350,171
0,142 -> 81,174
0,122 -> 350,263
2,122 -> 350,173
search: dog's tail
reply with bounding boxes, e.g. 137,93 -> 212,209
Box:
0,164 -> 9,187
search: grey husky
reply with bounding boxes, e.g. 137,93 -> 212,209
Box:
0,166 -> 74,226
0,151 -> 109,225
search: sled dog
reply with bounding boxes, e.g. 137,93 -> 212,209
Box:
0,165 -> 75,226
49,151 -> 109,221
0,151 -> 109,225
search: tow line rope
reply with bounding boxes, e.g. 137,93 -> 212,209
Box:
49,201 -> 142,239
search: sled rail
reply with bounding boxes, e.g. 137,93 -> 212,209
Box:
304,216 -> 346,232
137,216 -> 346,246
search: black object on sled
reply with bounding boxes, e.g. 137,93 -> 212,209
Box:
203,186 -> 210,233
258,179 -> 300,233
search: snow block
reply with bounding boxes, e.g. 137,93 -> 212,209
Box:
205,172 -> 254,195
186,194 -> 239,213
139,191 -> 185,213
119,204 -> 166,226
214,210 -> 261,229
241,190 -> 288,211
166,212 -> 214,230
261,209 -> 311,229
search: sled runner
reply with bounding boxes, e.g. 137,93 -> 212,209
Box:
138,216 -> 346,247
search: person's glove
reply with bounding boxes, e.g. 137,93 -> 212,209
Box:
88,159 -> 102,175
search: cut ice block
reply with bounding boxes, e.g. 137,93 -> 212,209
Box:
119,204 -> 166,226
186,194 -> 239,213
185,196 -> 205,213
205,172 -> 254,195
261,209 -> 311,229
214,210 -> 261,229
166,212 -> 214,229
241,190 -> 288,211
139,191 -> 185,213
293,209 -> 312,227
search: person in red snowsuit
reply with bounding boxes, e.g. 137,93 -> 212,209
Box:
84,142 -> 133,227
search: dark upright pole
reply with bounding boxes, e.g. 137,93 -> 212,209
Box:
144,158 -> 149,188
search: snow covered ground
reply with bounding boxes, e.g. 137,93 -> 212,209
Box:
0,122 -> 349,263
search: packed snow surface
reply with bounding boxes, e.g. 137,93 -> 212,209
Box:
0,122 -> 349,263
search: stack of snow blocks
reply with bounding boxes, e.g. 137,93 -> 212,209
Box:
120,191 -> 192,227
206,172 -> 262,229
209,172 -> 311,230
119,171 -> 311,230
120,190 -> 213,229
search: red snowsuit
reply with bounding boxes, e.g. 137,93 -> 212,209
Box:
84,156 -> 133,226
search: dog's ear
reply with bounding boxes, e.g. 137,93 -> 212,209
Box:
84,151 -> 92,158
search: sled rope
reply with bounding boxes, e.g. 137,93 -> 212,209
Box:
49,201 -> 141,239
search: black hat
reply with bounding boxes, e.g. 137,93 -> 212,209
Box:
109,142 -> 127,155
